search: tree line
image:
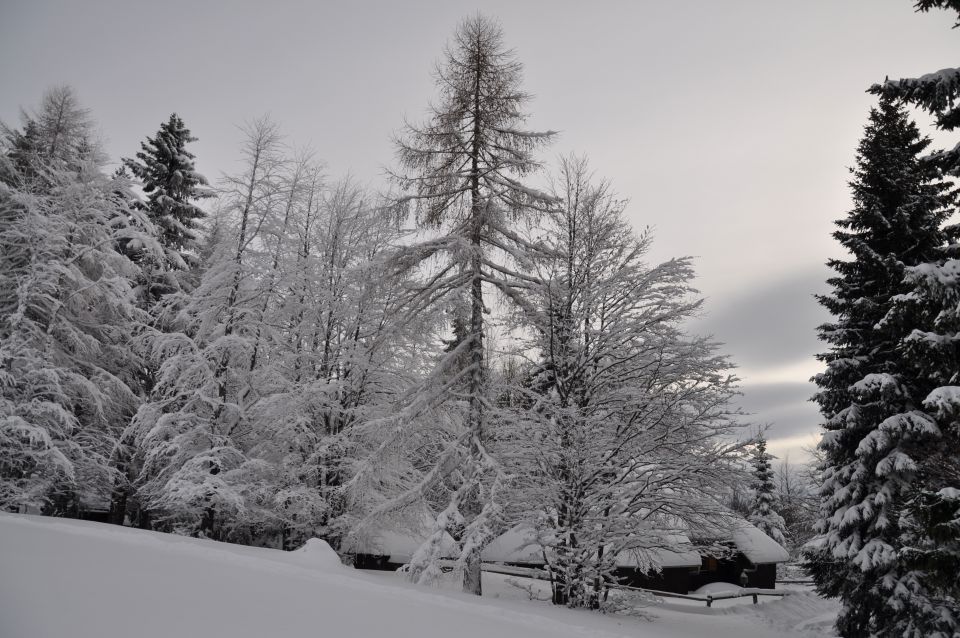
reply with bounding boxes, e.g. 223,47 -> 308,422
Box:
0,15 -> 760,608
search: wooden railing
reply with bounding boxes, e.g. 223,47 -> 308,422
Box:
477,563 -> 793,608
607,582 -> 791,607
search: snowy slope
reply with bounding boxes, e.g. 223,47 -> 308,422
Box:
0,514 -> 834,638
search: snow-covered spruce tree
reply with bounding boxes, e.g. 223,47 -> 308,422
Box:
879,257 -> 960,637
505,156 -> 745,607
868,27 -> 960,633
0,87 -> 158,514
123,113 -> 212,300
376,14 -> 555,595
806,95 -> 957,637
748,434 -> 786,547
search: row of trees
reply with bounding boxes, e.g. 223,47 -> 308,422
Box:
807,2 -> 960,636
1,15 -> 763,608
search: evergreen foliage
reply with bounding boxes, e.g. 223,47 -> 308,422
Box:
913,0 -> 960,27
124,114 -> 211,300
864,14 -> 960,635
806,95 -> 958,638
748,435 -> 786,547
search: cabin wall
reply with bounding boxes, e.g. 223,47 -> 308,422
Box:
750,562 -> 777,589
689,553 -> 777,591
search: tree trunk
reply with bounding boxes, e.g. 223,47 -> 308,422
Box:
463,544 -> 483,596
108,481 -> 128,525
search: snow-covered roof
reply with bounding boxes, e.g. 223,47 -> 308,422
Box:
729,523 -> 789,564
616,538 -> 701,569
687,514 -> 790,565
480,526 -> 541,564
347,511 -> 457,562
356,515 -> 787,568
480,526 -> 701,569
357,527 -> 456,563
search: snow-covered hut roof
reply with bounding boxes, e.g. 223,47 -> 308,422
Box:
615,536 -> 701,569
690,516 -> 789,565
480,525 -> 541,564
347,511 -> 457,562
729,523 -> 790,564
361,527 -> 457,563
480,526 -> 701,569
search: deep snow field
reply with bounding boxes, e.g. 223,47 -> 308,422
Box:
0,513 -> 837,638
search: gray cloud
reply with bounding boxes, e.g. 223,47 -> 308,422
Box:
735,381 -> 821,442
694,266 -> 832,370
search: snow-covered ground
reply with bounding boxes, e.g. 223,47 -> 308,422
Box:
0,513 -> 837,638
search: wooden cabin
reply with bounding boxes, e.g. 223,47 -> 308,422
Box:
479,521 -> 789,594
349,516 -> 789,594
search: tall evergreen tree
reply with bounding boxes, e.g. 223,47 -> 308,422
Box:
868,11 -> 960,635
124,114 -> 211,299
748,434 -> 786,547
384,14 -> 555,595
806,95 -> 957,637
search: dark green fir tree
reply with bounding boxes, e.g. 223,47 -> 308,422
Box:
806,95 -> 956,637
864,8 -> 960,634
124,113 -> 211,299
748,435 -> 786,546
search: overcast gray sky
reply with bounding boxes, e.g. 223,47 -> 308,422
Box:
2,0 -> 957,462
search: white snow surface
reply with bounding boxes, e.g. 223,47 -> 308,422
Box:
0,513 -> 834,638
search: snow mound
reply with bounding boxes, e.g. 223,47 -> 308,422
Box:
693,582 -> 741,595
292,537 -> 347,570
